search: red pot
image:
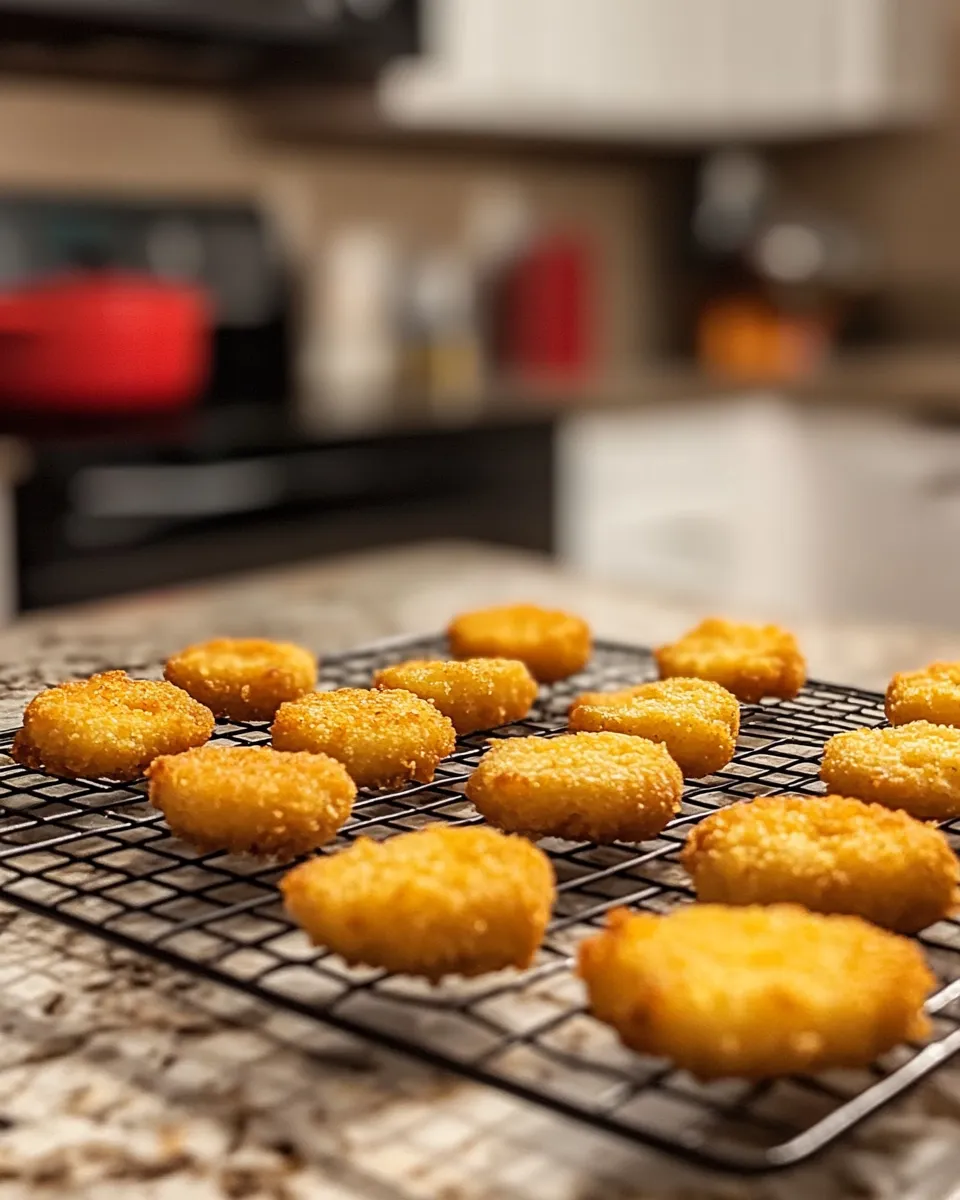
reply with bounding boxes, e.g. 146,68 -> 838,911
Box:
0,271 -> 211,414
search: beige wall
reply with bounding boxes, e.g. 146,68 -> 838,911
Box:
773,0 -> 960,295
0,78 -> 670,373
7,16 -> 960,372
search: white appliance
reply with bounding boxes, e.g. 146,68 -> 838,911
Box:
380,0 -> 947,143
558,396 -> 960,626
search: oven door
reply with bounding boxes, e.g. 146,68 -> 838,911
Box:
16,421 -> 554,611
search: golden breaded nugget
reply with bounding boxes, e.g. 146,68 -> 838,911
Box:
466,731 -> 683,843
821,721 -> 960,820
886,662 -> 960,728
164,638 -> 317,722
280,825 -> 555,980
655,618 -> 805,703
682,795 -> 959,933
12,671 -> 214,781
373,658 -> 537,735
570,678 -> 739,778
448,603 -> 590,683
578,905 -> 932,1079
148,745 -> 355,858
271,688 -> 455,790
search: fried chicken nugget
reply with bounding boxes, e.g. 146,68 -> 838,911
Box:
280,825 -> 555,980
886,661 -> 960,728
12,671 -> 214,781
466,731 -> 683,843
373,658 -> 537,735
821,721 -> 960,820
164,638 -> 317,722
655,618 -> 806,703
271,687 -> 456,790
570,678 -> 739,778
148,745 -> 355,858
682,795 -> 959,933
578,905 -> 933,1080
447,603 -> 591,683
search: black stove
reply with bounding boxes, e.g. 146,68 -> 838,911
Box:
0,0 -> 419,82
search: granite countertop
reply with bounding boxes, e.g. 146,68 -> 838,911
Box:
2,541 -> 960,1199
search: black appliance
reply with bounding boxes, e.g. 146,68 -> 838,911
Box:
16,417 -> 556,610
5,191 -> 556,613
0,0 -> 419,82
0,193 -> 291,411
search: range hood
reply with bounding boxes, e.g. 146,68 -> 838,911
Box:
0,0 -> 419,82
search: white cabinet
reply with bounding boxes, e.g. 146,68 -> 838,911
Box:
557,396 -> 817,613
805,410 -> 960,626
380,0 -> 947,142
557,398 -> 960,626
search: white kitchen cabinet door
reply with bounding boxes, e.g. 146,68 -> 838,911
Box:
380,0 -> 947,141
804,410 -> 960,626
557,397 -> 816,615
559,399 -> 960,627
724,0 -> 833,124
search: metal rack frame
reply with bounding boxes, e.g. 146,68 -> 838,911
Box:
0,635 -> 958,1174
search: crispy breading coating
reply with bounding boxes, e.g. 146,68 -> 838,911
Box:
466,731 -> 683,843
578,905 -> 932,1079
148,745 -> 355,858
821,721 -> 960,820
655,618 -> 806,703
570,677 -> 739,778
12,670 -> 214,781
164,638 -> 317,722
280,825 -> 555,981
272,687 -> 456,790
373,658 -> 537,735
682,794 -> 959,932
447,604 -> 591,683
886,661 -> 960,728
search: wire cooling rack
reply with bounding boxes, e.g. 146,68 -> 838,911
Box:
1,635 -> 959,1175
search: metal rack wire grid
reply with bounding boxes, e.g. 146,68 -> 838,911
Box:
0,635 -> 958,1176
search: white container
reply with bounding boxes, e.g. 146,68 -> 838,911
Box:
300,226 -> 399,430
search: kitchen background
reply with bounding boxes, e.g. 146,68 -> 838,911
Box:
0,0 -> 957,630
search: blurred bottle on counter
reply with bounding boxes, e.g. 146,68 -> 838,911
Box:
300,224 -> 400,429
457,184 -> 601,394
499,230 -> 596,388
692,148 -> 872,383
692,148 -> 783,381
296,186 -> 603,427
401,249 -> 484,415
462,183 -> 534,377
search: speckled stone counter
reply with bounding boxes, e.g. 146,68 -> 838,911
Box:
1,541 -> 960,1200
